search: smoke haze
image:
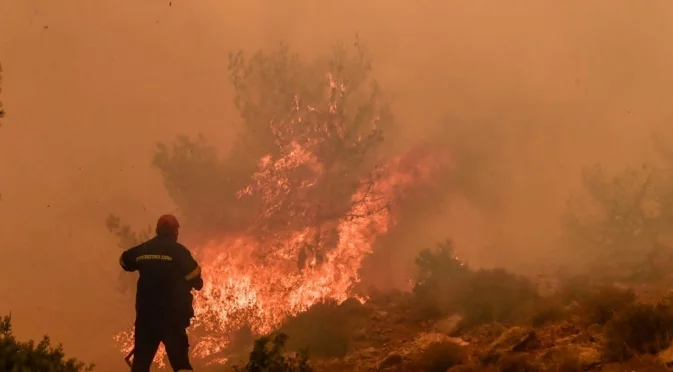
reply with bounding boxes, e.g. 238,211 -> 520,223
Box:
2,0 -> 673,369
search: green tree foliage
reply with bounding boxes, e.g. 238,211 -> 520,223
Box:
0,314 -> 94,372
564,164 -> 673,281
233,333 -> 312,372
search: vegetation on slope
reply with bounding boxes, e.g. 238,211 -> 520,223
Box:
0,314 -> 94,372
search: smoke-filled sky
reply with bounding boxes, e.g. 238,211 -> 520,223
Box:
2,0 -> 673,369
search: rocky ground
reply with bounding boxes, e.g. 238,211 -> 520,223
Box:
302,287 -> 673,372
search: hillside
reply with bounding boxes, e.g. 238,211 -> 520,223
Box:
219,244 -> 673,372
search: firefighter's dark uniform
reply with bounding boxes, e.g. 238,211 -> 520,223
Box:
120,233 -> 203,372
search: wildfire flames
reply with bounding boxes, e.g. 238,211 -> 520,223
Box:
114,72 -> 450,367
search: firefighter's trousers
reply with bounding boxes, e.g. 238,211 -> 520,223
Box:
131,315 -> 193,372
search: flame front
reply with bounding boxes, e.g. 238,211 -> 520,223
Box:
114,72 -> 449,367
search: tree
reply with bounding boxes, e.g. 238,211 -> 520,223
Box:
109,38 -> 393,258
105,215 -> 152,295
158,40 -> 388,239
564,164 -> 673,281
0,314 -> 94,372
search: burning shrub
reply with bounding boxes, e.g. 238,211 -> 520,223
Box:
149,39 -> 393,239
277,300 -> 365,358
581,285 -> 636,325
416,341 -> 467,372
603,303 -> 673,362
0,315 -> 94,372
233,333 -> 312,372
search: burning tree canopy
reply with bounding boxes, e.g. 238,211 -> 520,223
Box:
152,40 -> 392,240
108,39 -> 449,366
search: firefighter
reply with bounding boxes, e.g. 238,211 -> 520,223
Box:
119,214 -> 203,372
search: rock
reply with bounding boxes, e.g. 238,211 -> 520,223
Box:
657,344 -> 673,365
390,314 -> 408,324
371,334 -> 391,343
587,323 -> 603,342
414,332 -> 469,350
378,353 -> 403,370
576,346 -> 601,368
313,358 -> 358,372
490,327 -> 537,352
372,310 -> 389,321
394,344 -> 418,358
446,337 -> 470,347
434,314 -> 463,335
658,289 -> 673,310
447,364 -> 483,372
414,332 -> 451,349
564,300 -> 581,312
482,326 -> 538,363
359,346 -> 378,358
463,322 -> 506,343
354,327 -> 368,340
569,315 -> 582,324
540,345 -> 601,369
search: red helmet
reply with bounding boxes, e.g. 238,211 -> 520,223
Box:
156,214 -> 180,237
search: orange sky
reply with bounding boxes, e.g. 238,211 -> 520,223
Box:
2,0 -> 673,369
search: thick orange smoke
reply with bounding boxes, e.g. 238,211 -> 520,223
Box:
114,72 -> 451,367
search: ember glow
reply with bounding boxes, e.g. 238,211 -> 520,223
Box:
114,72 -> 450,367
